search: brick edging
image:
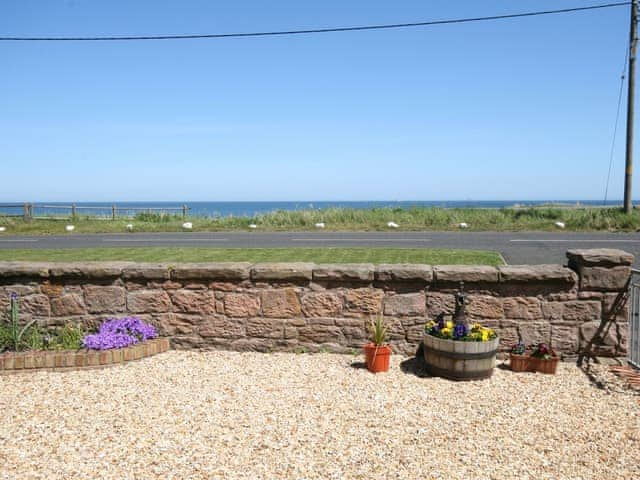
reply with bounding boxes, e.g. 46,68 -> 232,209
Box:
0,338 -> 170,374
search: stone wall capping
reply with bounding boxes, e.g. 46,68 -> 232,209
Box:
433,265 -> 500,284
375,264 -> 433,282
0,261 -> 51,278
48,262 -> 135,279
171,262 -> 252,281
567,248 -> 634,267
313,264 -> 375,282
122,264 -> 174,281
498,264 -> 578,284
251,262 -> 314,281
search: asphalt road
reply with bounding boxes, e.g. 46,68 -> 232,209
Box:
0,231 -> 639,265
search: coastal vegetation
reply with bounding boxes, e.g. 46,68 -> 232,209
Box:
0,247 -> 503,265
1,206 -> 639,234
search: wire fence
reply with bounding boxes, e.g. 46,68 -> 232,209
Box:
0,203 -> 189,221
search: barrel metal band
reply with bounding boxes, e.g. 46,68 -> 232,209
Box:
426,348 -> 497,360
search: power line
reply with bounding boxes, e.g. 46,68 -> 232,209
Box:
0,2 -> 630,42
604,48 -> 630,205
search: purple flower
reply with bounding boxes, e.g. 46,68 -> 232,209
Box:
453,323 -> 468,340
82,316 -> 157,350
10,292 -> 18,301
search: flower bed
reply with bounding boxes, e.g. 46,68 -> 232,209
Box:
0,337 -> 170,373
1,294 -> 169,373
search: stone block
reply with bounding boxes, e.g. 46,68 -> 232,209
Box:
127,290 -> 172,314
579,266 -> 631,292
498,265 -> 577,285
199,316 -> 245,338
550,324 -> 580,354
19,294 -> 51,317
567,248 -> 634,267
261,289 -> 302,318
50,293 -> 86,316
171,263 -> 251,281
246,317 -> 285,338
83,285 -> 126,314
41,282 -> 64,297
383,293 -> 426,316
374,264 -> 432,282
434,265 -> 499,284
541,302 -> 564,322
602,292 -> 629,322
579,320 -> 626,356
170,289 -> 217,315
298,325 -> 344,343
466,295 -> 503,320
224,293 -> 261,318
562,301 -> 602,322
502,297 -> 542,321
49,262 -> 132,279
0,262 -> 50,278
251,263 -> 313,281
122,264 -> 172,281
343,288 -> 384,314
426,292 -> 456,318
313,264 -> 374,282
301,292 -> 342,317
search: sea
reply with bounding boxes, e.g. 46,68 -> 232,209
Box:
0,200 -> 627,218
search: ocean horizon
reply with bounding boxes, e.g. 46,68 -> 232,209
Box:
0,200 -> 631,218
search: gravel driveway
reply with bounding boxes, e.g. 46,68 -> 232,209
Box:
1,351 -> 638,480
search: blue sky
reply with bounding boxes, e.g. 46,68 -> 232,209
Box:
0,1 -> 633,201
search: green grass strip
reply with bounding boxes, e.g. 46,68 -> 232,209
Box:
0,247 -> 504,265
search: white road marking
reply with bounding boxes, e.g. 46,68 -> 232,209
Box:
510,239 -> 640,243
291,238 -> 431,242
0,239 -> 38,242
102,238 -> 229,242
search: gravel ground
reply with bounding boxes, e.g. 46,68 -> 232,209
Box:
1,351 -> 639,480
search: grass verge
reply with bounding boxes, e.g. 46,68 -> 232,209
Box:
0,247 -> 504,265
1,206 -> 639,234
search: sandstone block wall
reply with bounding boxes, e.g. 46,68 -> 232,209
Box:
0,249 -> 633,357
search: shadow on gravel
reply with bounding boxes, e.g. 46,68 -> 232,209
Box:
349,361 -> 367,370
399,344 -> 433,378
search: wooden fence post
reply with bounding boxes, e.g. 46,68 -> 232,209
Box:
71,203 -> 77,219
182,204 -> 188,219
112,205 -> 117,220
23,203 -> 31,222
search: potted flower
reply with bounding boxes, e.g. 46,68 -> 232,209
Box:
528,342 -> 559,374
363,315 -> 392,373
509,339 -> 530,372
422,283 -> 499,381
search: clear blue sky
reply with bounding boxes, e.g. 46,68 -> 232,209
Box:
0,0 -> 633,202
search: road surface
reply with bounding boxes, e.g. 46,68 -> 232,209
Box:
0,231 -> 639,265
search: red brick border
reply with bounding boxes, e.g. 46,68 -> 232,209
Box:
0,338 -> 170,374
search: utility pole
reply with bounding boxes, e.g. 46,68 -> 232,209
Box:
624,0 -> 638,213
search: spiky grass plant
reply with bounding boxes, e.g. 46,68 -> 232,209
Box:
369,315 -> 389,346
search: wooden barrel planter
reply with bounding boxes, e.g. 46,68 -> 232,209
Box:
423,334 -> 499,381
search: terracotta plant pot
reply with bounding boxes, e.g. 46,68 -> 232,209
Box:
509,353 -> 531,372
363,343 -> 392,373
529,356 -> 560,374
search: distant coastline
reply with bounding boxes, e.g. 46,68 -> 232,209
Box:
0,200 -> 631,218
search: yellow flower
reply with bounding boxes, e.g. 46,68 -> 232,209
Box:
481,330 -> 489,341
446,321 -> 454,329
441,327 -> 452,338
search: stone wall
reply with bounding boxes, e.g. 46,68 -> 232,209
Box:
0,249 -> 633,357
